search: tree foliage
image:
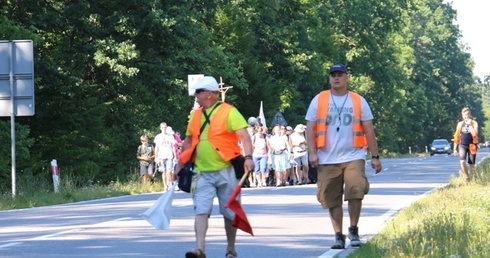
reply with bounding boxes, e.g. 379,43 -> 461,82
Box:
0,0 -> 486,190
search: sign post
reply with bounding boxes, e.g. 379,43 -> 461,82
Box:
0,40 -> 35,197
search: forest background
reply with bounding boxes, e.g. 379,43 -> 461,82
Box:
1,0 -> 489,192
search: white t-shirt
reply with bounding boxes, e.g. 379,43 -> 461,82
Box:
154,133 -> 176,159
305,92 -> 373,164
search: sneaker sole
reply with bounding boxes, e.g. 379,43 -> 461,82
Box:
350,241 -> 362,247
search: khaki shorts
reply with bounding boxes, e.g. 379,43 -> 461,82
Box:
192,165 -> 238,220
316,159 -> 369,209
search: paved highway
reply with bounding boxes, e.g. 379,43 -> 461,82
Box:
1,148 -> 488,258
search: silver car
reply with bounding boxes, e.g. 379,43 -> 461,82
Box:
430,139 -> 451,156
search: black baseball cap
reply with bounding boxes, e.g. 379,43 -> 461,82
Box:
329,64 -> 347,74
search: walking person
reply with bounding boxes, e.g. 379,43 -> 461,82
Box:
154,122 -> 168,185
252,126 -> 270,187
291,124 -> 309,185
269,125 -> 291,186
136,135 -> 155,185
284,125 -> 295,185
453,107 -> 479,181
156,126 -> 178,191
246,126 -> 257,187
154,122 -> 168,144
174,76 -> 254,258
305,64 -> 382,249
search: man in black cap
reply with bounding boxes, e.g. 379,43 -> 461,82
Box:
305,64 -> 382,249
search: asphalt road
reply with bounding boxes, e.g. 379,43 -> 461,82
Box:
1,148 -> 488,258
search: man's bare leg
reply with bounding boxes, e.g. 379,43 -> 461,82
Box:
224,217 -> 237,255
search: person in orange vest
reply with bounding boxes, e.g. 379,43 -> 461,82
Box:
305,64 -> 382,250
174,76 -> 254,258
452,107 -> 479,181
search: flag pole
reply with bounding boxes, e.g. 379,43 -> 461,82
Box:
238,170 -> 251,186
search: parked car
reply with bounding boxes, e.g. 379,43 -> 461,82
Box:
430,139 -> 451,156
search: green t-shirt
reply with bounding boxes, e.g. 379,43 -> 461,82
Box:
186,103 -> 248,172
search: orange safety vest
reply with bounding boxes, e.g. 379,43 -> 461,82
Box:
315,90 -> 365,149
180,102 -> 241,163
453,120 -> 478,145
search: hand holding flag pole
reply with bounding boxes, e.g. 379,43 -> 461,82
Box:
225,170 -> 254,236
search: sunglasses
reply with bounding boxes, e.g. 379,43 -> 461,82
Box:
195,89 -> 210,95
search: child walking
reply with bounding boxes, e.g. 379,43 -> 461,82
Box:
136,135 -> 155,185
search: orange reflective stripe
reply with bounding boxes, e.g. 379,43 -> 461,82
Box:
315,90 -> 365,149
350,92 -> 365,148
315,130 -> 327,139
315,91 -> 329,148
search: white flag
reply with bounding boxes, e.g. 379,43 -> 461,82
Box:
259,101 -> 266,128
141,183 -> 176,230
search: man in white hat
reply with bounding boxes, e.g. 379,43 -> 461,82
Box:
175,76 -> 254,258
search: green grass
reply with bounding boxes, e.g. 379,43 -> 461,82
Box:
0,168 -> 166,210
349,157 -> 490,258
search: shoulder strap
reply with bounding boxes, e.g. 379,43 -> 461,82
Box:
200,102 -> 222,135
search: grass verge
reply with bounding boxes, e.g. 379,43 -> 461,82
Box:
0,169 -> 166,210
349,157 -> 490,257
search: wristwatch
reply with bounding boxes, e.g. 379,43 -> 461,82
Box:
371,155 -> 380,159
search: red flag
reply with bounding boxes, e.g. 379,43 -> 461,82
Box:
225,185 -> 254,236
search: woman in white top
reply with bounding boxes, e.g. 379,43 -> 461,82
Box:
269,125 -> 291,186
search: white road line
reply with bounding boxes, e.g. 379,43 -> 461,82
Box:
0,217 -> 132,250
0,242 -> 23,249
31,228 -> 82,240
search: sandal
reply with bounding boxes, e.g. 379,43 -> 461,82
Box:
225,250 -> 237,258
185,249 -> 206,258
